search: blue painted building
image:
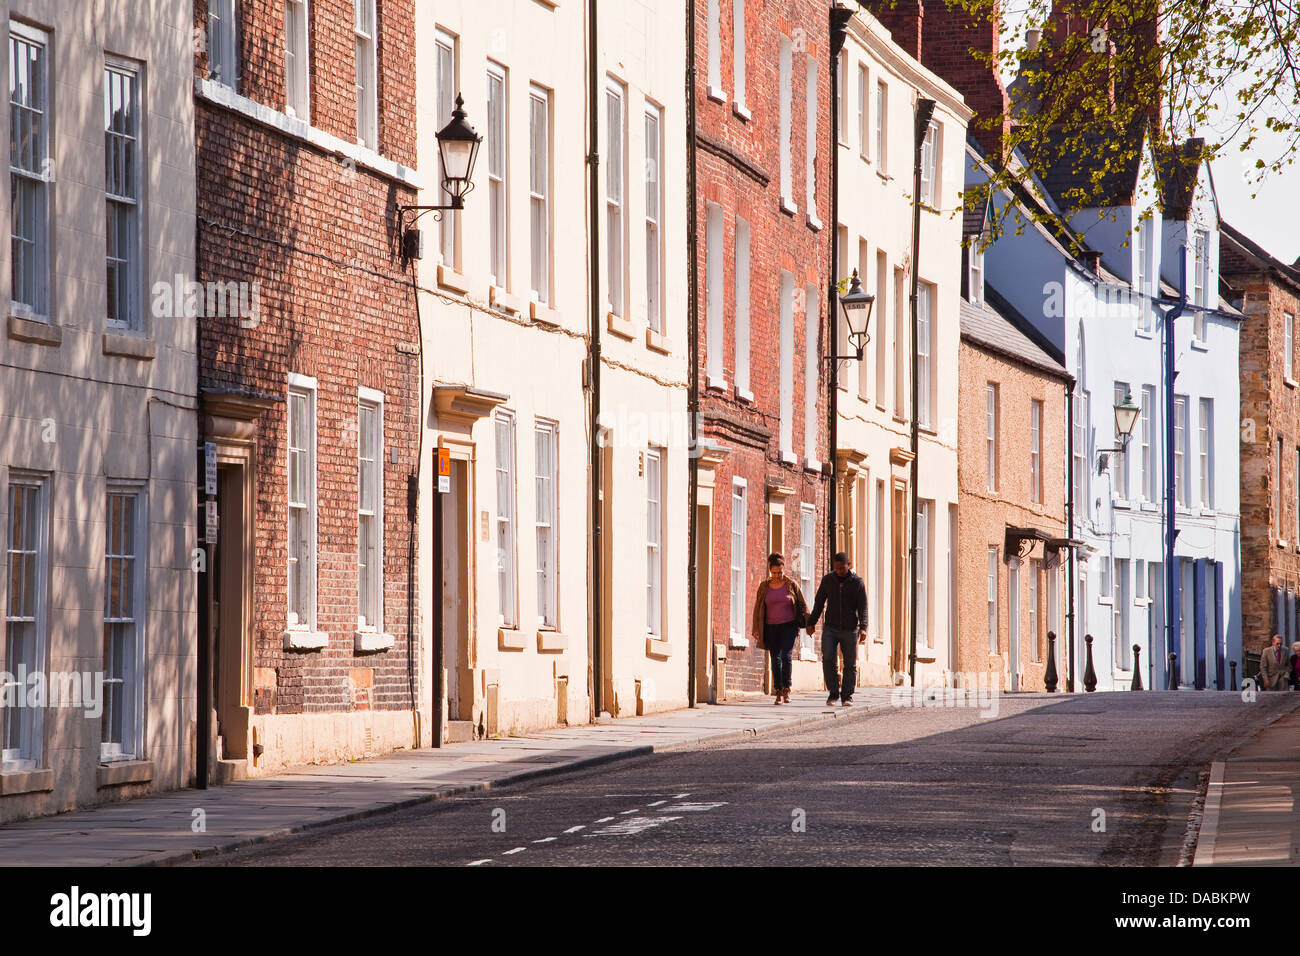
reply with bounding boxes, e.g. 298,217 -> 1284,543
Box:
966,126 -> 1242,692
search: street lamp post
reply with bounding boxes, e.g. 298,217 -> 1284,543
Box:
399,94 -> 483,259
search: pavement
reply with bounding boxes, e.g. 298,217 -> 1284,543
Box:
0,690 -> 885,867
1194,697 -> 1300,866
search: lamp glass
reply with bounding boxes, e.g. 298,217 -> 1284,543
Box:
1114,392 -> 1140,439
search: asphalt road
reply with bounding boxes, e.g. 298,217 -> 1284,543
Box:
184,691 -> 1295,867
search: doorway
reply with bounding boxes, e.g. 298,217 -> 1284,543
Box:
214,462 -> 252,760
891,481 -> 908,679
440,459 -> 471,722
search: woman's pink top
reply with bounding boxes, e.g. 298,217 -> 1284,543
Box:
764,582 -> 795,626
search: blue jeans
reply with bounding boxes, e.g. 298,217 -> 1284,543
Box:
765,621 -> 798,690
822,627 -> 858,700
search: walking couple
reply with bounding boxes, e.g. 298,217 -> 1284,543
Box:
750,551 -> 868,707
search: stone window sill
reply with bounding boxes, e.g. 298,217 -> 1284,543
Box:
706,375 -> 729,393
735,385 -> 754,404
780,197 -> 797,216
728,634 -> 750,650
806,213 -> 823,232
1190,339 -> 1209,352
779,451 -> 798,467
354,630 -> 395,653
732,102 -> 751,122
489,285 -> 522,314
283,629 -> 328,651
437,264 -> 470,295
530,300 -> 563,327
876,170 -> 892,183
0,768 -> 54,796
537,630 -> 567,652
607,311 -> 638,340
646,328 -> 672,355
499,627 -> 527,651
646,637 -> 671,659
103,331 -> 156,360
8,313 -> 61,347
707,85 -> 728,105
97,759 -> 154,788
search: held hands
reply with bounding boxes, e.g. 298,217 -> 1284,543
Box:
857,629 -> 867,644
805,625 -> 815,636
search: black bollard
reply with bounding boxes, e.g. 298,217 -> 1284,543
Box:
1168,653 -> 1178,690
1131,644 -> 1143,690
1230,660 -> 1238,692
1083,634 -> 1097,692
1044,631 -> 1059,692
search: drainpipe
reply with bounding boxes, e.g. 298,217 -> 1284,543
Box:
686,2 -> 699,707
828,7 -> 853,566
1066,374 -> 1077,692
587,0 -> 604,718
907,97 -> 936,688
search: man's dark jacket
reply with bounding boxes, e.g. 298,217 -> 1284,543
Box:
808,570 -> 867,631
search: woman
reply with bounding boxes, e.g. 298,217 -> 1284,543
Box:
751,553 -> 808,705
1291,642 -> 1300,690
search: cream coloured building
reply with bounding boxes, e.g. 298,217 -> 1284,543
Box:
0,1 -> 197,821
414,0 -> 689,738
832,10 -> 970,687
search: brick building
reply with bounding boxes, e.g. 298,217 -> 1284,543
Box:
195,0 -> 423,777
957,290 -> 1070,692
693,0 -> 833,698
1221,222 -> 1300,659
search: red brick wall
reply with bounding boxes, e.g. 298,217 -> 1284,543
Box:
196,0 -> 420,714
1227,265 -> 1300,653
695,0 -> 832,693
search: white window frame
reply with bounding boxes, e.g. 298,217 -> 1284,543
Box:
797,504 -> 816,600
804,284 -> 819,466
496,410 -> 519,628
1140,386 -> 1155,501
208,0 -> 239,89
706,0 -> 724,100
605,77 -> 627,319
875,80 -> 887,175
1174,395 -> 1187,507
105,59 -> 142,332
778,36 -> 793,210
645,104 -> 664,334
836,51 -> 847,145
4,474 -> 49,771
357,388 -> 384,633
856,63 -> 868,158
435,31 -> 459,268
734,216 -> 751,395
987,547 -> 998,654
1028,559 -> 1041,663
529,84 -> 552,305
732,0 -> 747,115
284,0 -> 310,120
9,24 -> 50,321
805,55 -> 819,226
779,271 -> 795,460
1114,558 -> 1130,669
535,419 -> 559,630
1031,399 -> 1043,504
875,480 -> 886,642
1192,231 -> 1207,310
705,202 -> 725,387
1199,398 -> 1213,510
917,281 -> 933,428
1113,382 -> 1130,498
487,62 -> 509,290
1286,312 -> 1296,382
986,383 -> 998,493
287,375 -> 318,632
968,241 -> 984,306
645,447 -> 664,636
1135,219 -> 1150,295
919,118 -> 940,207
354,0 -> 378,149
103,483 -> 147,761
917,500 -> 931,650
729,479 -> 748,641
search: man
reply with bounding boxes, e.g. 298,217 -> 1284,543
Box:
806,552 -> 867,707
1259,633 -> 1292,691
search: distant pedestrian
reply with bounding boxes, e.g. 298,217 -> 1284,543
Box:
752,553 -> 808,705
1259,634 -> 1292,691
806,552 -> 868,707
1291,643 -> 1300,690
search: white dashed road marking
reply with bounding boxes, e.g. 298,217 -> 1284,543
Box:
564,825 -> 586,834
468,859 -> 492,866
532,837 -> 557,844
503,847 -> 527,855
